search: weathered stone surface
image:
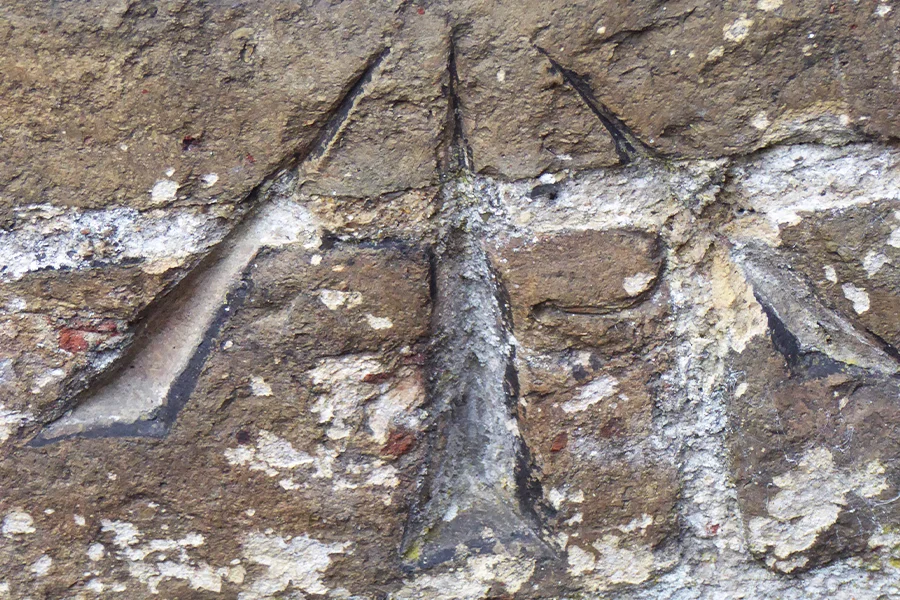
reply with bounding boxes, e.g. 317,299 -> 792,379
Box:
724,235 -> 900,572
726,334 -> 900,573
6,0 -> 900,209
490,227 -> 680,593
518,350 -> 679,551
6,0 -> 900,595
0,266 -> 173,321
718,144 -> 900,575
489,229 -> 668,352
0,267 -> 173,423
8,148 -> 900,597
779,203 -> 900,349
0,243 -> 432,598
528,0 -> 900,156
241,243 -> 431,359
297,13 -> 449,199
0,0 -> 404,212
451,5 -> 621,178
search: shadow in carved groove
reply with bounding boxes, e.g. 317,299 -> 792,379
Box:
28,38 -> 664,578
32,48 -> 390,445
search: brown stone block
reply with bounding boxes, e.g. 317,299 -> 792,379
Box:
779,202 -> 900,349
727,329 -> 900,572
0,242 -> 433,598
489,229 -> 667,352
237,242 -> 432,361
0,0 -> 405,211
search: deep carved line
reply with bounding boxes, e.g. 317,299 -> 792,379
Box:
864,327 -> 900,369
446,34 -> 474,172
735,243 -> 900,376
399,43 -> 553,566
401,209 -> 552,569
31,50 -> 391,445
535,46 -> 652,164
754,294 -> 803,368
401,39 -> 552,567
31,269 -> 255,446
305,47 -> 391,165
31,183 -> 316,445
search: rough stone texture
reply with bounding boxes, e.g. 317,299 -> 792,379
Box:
722,175 -> 900,574
490,228 -> 679,594
779,203 -> 900,349
5,0 -> 900,210
4,0 -> 900,598
727,334 -> 900,573
296,13 -> 449,199
718,144 -> 900,580
0,243 -> 432,599
451,7 -> 621,178
0,0 -> 404,212
489,229 -> 667,352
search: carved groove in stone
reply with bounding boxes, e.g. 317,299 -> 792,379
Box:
401,181 -> 551,569
33,188 -> 319,444
399,43 -> 552,567
302,47 -> 391,168
446,35 -> 473,172
535,46 -> 651,165
734,243 -> 900,376
30,50 -> 392,444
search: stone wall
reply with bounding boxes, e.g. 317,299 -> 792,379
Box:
2,1 -> 900,598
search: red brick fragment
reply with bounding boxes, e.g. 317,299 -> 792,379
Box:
550,432 -> 568,453
59,329 -> 89,353
381,430 -> 416,457
363,372 -> 392,385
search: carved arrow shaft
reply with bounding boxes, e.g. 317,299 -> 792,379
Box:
402,178 -> 550,568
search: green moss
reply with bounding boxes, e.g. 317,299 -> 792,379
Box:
403,540 -> 422,562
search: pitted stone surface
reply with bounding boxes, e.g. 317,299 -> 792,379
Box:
490,227 -> 680,593
4,1 -> 900,598
778,203 -> 900,349
0,244 -> 432,599
4,0 -> 900,215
